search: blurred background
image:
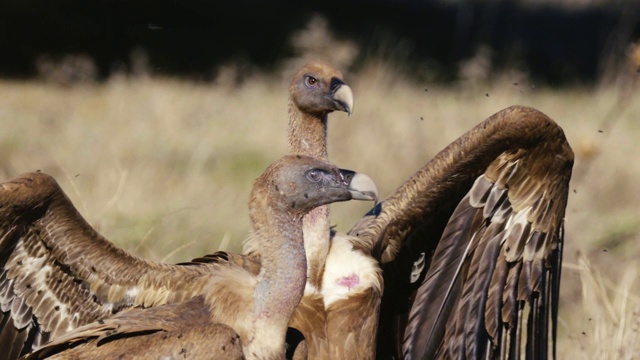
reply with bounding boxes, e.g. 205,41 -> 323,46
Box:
1,0 -> 639,357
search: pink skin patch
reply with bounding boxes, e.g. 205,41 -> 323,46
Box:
336,273 -> 360,290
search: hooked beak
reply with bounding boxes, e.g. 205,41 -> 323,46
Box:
338,169 -> 378,202
329,77 -> 354,116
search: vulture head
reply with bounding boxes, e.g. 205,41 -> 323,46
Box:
289,61 -> 354,117
251,155 -> 377,221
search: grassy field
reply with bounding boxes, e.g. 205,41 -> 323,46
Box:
1,61 -> 639,358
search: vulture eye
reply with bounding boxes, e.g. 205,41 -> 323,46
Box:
306,169 -> 323,182
305,76 -> 318,87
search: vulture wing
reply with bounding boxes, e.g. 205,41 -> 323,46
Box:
348,105 -> 574,359
22,296 -> 243,360
0,172 -> 223,359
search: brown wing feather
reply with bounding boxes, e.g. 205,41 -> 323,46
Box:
399,194 -> 482,359
0,172 -> 232,358
325,287 -> 381,359
22,296 -> 243,360
287,292 -> 327,358
406,153 -> 570,359
347,105 -> 573,359
0,172 -> 131,358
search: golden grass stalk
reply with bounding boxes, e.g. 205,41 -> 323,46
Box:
561,256 -> 640,359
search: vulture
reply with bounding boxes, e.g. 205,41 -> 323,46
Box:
4,155 -> 378,359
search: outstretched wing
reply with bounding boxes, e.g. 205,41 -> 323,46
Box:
403,148 -> 571,359
0,172 -> 144,358
349,105 -> 574,359
0,172 -> 217,359
22,296 -> 243,360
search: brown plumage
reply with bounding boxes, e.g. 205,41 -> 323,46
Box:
24,298 -> 245,360
347,105 -> 574,359
1,155 -> 377,359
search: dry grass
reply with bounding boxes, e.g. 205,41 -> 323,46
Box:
560,256 -> 640,359
1,61 -> 639,357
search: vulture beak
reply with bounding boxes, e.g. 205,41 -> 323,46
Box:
329,77 -> 354,116
339,169 -> 378,202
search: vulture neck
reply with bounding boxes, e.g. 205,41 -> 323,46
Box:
251,200 -> 308,342
287,98 -> 330,288
288,99 -> 329,160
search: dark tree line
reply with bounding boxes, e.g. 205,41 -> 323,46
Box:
1,0 -> 638,85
